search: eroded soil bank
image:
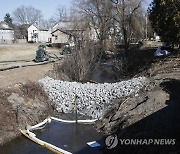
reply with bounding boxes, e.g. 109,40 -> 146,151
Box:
0,82 -> 53,146
0,44 -> 57,146
96,51 -> 180,153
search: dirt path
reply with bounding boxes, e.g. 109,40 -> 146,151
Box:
0,44 -> 60,88
0,64 -> 54,88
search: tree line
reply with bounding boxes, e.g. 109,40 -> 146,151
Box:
3,0 -> 179,49
148,0 -> 179,47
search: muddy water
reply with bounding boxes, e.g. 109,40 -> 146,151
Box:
91,60 -> 121,83
0,121 -> 104,154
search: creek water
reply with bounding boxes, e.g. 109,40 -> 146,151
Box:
0,120 -> 104,154
91,60 -> 121,83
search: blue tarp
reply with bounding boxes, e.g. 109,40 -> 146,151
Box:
154,46 -> 170,57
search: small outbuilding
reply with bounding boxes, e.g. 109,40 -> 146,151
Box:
0,21 -> 14,44
51,29 -> 75,47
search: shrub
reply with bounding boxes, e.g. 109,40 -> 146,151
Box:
55,41 -> 99,82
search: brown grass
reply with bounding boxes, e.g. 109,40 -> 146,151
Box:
0,81 -> 53,145
0,44 -> 37,52
20,81 -> 49,101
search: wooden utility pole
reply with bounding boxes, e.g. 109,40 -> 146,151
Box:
145,13 -> 148,40
74,95 -> 78,124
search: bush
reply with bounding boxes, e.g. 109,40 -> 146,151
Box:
55,41 -> 99,82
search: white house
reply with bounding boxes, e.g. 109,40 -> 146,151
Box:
28,25 -> 51,43
87,23 -> 99,41
153,32 -> 161,41
0,21 -> 14,44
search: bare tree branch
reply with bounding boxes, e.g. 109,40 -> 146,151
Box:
13,5 -> 42,25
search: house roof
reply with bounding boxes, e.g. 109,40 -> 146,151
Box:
51,29 -> 72,36
0,21 -> 13,30
29,24 -> 49,31
52,21 -> 86,31
52,21 -> 74,31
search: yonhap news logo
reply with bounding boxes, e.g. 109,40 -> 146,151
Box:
105,135 -> 176,149
119,138 -> 176,145
105,135 -> 118,149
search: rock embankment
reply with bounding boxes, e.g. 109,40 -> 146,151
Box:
39,76 -> 149,118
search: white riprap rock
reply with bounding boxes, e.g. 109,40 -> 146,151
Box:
39,76 -> 149,118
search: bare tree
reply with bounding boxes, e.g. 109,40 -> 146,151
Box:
105,0 -> 147,73
111,0 -> 145,51
38,19 -> 52,29
74,0 -> 114,53
56,0 -> 148,79
13,5 -> 42,25
56,5 -> 67,21
47,17 -> 58,27
50,5 -> 68,23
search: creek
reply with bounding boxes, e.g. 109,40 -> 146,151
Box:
91,60 -> 122,83
0,60 -> 119,154
0,120 -> 104,154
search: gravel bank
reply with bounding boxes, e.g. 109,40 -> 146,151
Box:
39,76 -> 149,118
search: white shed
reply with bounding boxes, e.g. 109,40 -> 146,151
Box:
0,21 -> 14,44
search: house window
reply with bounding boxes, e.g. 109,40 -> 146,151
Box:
55,35 -> 58,40
34,33 -> 38,38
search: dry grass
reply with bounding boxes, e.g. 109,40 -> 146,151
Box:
0,82 -> 53,145
20,81 -> 50,103
0,44 -> 39,61
0,44 -> 37,52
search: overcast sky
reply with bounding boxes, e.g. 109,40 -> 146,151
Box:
0,0 -> 152,21
0,0 -> 73,21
